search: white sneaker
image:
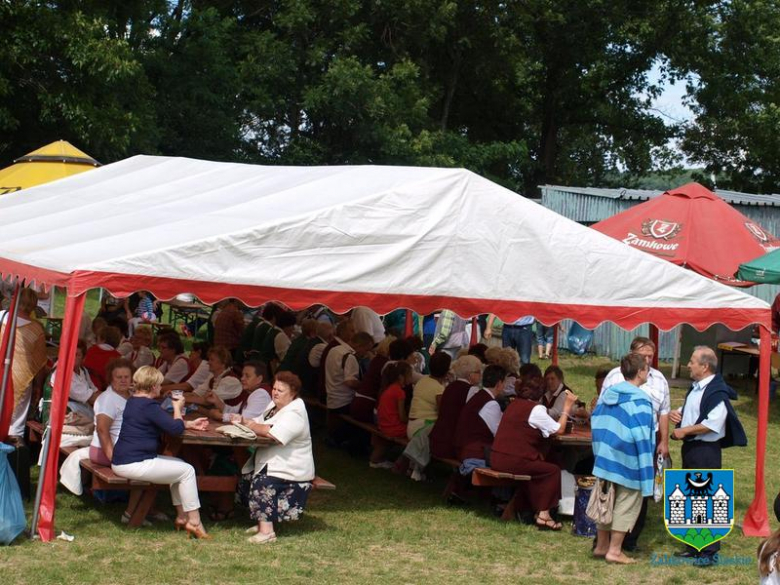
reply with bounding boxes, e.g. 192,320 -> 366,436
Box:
369,461 -> 395,470
410,468 -> 425,482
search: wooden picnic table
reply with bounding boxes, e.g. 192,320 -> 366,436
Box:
552,425 -> 591,446
162,299 -> 211,333
123,421 -> 275,526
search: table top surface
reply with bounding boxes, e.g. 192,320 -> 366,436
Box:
163,299 -> 210,311
717,342 -> 761,356
553,426 -> 592,445
180,420 -> 275,447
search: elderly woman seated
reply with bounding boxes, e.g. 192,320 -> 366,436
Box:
491,377 -> 579,531
203,360 -> 272,422
111,366 -> 210,538
236,372 -> 315,544
186,346 -> 244,413
44,339 -> 98,425
156,331 -> 190,384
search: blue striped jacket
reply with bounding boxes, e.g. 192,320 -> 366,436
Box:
592,381 -> 655,496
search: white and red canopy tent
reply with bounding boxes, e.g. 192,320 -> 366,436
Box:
0,155 -> 771,539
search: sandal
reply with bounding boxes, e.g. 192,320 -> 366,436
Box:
535,516 -> 562,531
247,531 -> 276,544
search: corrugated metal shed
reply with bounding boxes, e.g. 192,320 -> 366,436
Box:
541,185 -> 780,360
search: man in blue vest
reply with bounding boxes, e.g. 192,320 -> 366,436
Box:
670,345 -> 747,567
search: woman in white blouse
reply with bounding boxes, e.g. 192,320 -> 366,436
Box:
236,371 -> 315,544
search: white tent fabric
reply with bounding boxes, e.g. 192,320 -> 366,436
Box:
0,154 -> 768,330
0,154 -> 772,541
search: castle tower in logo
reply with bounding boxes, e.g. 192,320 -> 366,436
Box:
712,485 -> 730,524
669,485 -> 686,524
664,470 -> 735,551
666,481 -> 731,527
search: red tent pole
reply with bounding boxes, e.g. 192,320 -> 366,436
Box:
551,325 -> 559,366
0,282 -> 21,441
404,309 -> 414,338
649,324 -> 660,369
470,317 -> 478,347
743,325 -> 771,537
34,292 -> 86,541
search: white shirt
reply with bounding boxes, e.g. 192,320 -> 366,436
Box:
466,388 -> 502,436
160,355 -> 189,384
325,341 -> 360,409
186,361 -> 210,391
90,387 -> 127,448
117,340 -> 133,358
221,387 -> 272,422
52,367 -> 96,404
528,404 -> 561,438
351,307 -> 385,344
241,398 -> 315,482
308,340 -> 328,368
130,346 -> 154,368
679,374 -> 727,442
603,365 -> 670,432
194,370 -> 243,401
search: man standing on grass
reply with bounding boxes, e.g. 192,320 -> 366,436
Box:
601,335 -> 670,552
670,346 -> 746,567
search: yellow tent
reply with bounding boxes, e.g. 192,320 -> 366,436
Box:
0,140 -> 99,194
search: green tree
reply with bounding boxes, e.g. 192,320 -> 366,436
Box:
678,0 -> 780,193
0,2 -> 159,162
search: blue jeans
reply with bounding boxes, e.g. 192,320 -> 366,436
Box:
502,324 -> 534,365
536,325 -> 554,346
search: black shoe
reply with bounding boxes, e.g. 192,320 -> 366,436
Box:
446,493 -> 469,507
673,550 -> 699,558
622,542 -> 639,553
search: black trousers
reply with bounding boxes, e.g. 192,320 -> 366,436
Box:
681,440 -> 722,557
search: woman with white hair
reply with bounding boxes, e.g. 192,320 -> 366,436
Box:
429,355 -> 484,461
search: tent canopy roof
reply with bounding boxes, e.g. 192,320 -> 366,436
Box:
0,141 -> 99,193
0,156 -> 768,330
591,182 -> 780,287
14,140 -> 99,166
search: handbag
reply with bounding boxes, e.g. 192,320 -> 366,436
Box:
585,478 -> 615,525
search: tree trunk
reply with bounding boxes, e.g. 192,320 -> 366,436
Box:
440,50 -> 462,132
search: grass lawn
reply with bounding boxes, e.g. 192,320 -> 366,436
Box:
1,354 -> 775,584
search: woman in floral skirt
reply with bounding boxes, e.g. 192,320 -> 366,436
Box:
235,371 -> 315,544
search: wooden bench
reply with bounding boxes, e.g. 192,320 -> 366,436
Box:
472,467 -> 531,521
78,458 -> 336,526
26,420 -> 44,443
339,414 -> 409,447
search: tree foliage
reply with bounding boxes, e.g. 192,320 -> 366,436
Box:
1,1 -> 778,194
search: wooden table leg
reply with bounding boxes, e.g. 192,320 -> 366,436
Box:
501,487 -> 521,522
127,488 -> 157,527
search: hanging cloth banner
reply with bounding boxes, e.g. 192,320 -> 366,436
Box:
36,292 -> 85,541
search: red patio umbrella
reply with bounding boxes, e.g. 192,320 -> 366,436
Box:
591,182 -> 780,287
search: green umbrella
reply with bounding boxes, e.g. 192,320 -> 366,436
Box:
737,248 -> 780,283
